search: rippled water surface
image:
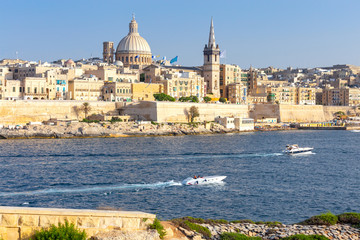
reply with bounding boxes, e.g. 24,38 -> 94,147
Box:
0,130 -> 359,223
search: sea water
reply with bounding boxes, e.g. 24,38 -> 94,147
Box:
0,130 -> 359,224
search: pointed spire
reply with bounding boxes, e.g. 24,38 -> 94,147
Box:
208,17 -> 216,48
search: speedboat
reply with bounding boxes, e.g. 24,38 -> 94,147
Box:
182,176 -> 227,185
285,144 -> 313,155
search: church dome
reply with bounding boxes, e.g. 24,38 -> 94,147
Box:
116,17 -> 151,54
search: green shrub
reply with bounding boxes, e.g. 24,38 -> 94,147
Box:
110,117 -> 123,123
30,221 -> 86,240
337,212 -> 360,224
231,219 -> 255,224
204,96 -> 212,103
183,220 -> 211,239
149,218 -> 166,239
280,234 -> 330,240
299,212 -> 338,226
207,218 -> 229,224
153,93 -> 175,102
220,232 -> 261,240
81,118 -> 99,123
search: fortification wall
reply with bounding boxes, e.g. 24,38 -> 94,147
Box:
0,206 -> 155,240
0,101 -> 117,125
279,105 -> 326,123
323,106 -> 357,121
122,101 -> 249,122
249,104 -> 280,122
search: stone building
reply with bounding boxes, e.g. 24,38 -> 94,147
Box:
203,18 -> 220,98
143,64 -> 205,100
220,64 -> 242,99
227,83 -> 247,104
22,77 -> 48,100
68,75 -> 104,101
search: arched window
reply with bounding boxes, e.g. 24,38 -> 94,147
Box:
126,57 -> 128,62
130,57 -> 133,62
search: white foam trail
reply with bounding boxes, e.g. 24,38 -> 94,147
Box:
0,181 -> 182,197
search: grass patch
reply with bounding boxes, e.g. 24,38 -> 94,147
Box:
149,218 -> 166,239
171,217 -> 211,239
280,234 -> 330,240
183,220 -> 211,239
337,212 -> 360,224
220,232 -> 261,240
299,212 -> 338,226
30,221 -> 86,240
230,219 -> 255,224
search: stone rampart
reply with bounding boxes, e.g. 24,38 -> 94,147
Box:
279,104 -> 326,123
0,206 -> 155,240
122,101 -> 249,122
0,100 -> 117,125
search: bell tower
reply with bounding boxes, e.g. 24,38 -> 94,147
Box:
103,41 -> 114,64
203,17 -> 220,98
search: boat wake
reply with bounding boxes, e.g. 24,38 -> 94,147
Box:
0,181 -> 182,197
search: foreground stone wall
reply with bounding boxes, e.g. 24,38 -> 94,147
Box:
121,101 -> 249,122
0,100 -> 117,125
0,206 -> 155,240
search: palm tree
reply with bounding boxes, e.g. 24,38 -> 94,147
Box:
81,102 -> 91,119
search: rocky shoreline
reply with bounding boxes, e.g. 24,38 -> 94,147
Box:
0,121 -> 248,139
199,222 -> 360,240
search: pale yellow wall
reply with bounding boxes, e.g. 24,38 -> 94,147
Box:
0,206 -> 155,240
132,82 -> 163,101
0,100 -> 117,125
122,101 -> 249,122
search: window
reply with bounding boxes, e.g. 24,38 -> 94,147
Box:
34,87 -> 37,94
19,87 -> 22,92
27,87 -> 30,93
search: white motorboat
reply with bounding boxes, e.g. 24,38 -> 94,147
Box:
285,144 -> 313,155
182,176 -> 227,185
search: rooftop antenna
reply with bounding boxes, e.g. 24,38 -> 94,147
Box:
15,51 -> 18,60
132,13 -> 135,20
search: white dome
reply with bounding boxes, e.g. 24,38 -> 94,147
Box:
116,35 -> 151,54
114,60 -> 123,66
116,17 -> 151,54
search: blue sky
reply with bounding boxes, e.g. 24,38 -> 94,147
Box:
1,0 -> 360,69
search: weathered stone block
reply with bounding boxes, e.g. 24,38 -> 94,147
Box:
39,215 -> 59,227
4,227 -> 20,240
1,214 -> 18,227
99,217 -> 122,228
20,226 -> 41,240
139,217 -> 154,229
83,227 -> 100,238
58,216 -> 78,225
18,215 -> 39,227
122,217 -> 140,230
77,217 -> 101,228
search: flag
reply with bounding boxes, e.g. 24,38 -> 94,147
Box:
146,78 -> 152,88
135,55 -> 139,59
220,50 -> 226,58
152,55 -> 155,59
162,56 -> 166,61
170,56 -> 178,64
156,55 -> 160,58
